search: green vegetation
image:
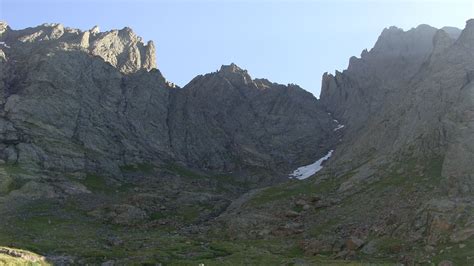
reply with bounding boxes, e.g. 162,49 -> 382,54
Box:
164,163 -> 250,191
0,155 -> 460,264
308,218 -> 340,237
80,174 -> 116,194
177,205 -> 201,222
248,173 -> 352,207
374,237 -> 406,254
0,165 -> 31,195
0,199 -> 271,264
432,238 -> 474,265
3,164 -> 31,176
369,156 -> 444,193
176,239 -> 395,265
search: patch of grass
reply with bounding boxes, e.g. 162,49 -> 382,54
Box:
6,178 -> 29,194
248,176 -> 343,207
426,156 -> 443,179
369,156 -> 444,193
0,196 -> 399,265
163,164 -> 250,193
80,174 -> 115,194
150,211 -> 166,220
3,164 -> 30,176
178,239 -> 394,265
212,174 -> 250,188
285,244 -> 305,258
164,163 -> 206,179
308,217 -> 340,237
292,204 -> 304,213
177,205 -> 201,223
0,165 -> 31,195
375,237 -> 406,254
432,238 -> 474,265
0,175 -> 13,195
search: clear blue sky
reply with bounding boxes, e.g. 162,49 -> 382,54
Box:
1,0 -> 473,96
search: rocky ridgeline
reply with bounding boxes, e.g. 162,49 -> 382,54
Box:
0,21 -> 338,182
0,22 -> 156,73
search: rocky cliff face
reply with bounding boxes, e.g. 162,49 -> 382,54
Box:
0,22 -> 336,181
0,22 -> 170,177
321,20 -> 474,192
168,63 -> 337,172
320,24 -> 438,129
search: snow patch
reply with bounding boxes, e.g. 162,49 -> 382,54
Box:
289,150 -> 333,180
332,119 -> 345,131
334,124 -> 345,131
0,42 -> 10,48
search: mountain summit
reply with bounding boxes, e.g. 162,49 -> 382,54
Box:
0,22 -> 156,73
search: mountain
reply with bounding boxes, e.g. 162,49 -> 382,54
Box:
0,20 -> 473,265
0,22 -> 337,181
218,20 -> 474,264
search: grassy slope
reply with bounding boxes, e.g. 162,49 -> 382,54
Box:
229,155 -> 473,264
0,156 -> 470,264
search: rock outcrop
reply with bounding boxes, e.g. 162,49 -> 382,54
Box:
0,22 -> 156,74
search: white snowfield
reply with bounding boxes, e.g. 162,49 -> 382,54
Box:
288,116 -> 343,180
289,150 -> 334,180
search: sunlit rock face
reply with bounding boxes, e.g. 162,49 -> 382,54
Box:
0,22 -> 157,74
0,23 -> 337,180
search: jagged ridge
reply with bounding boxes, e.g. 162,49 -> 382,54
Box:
0,22 -> 338,182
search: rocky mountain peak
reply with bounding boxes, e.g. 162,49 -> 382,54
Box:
219,63 -> 247,74
217,63 -> 253,86
372,24 -> 437,57
432,29 -> 455,55
441,26 -> 462,40
0,21 -> 8,36
88,26 -> 156,73
414,23 -> 435,32
0,23 -> 157,74
90,25 -> 100,35
379,25 -> 403,36
457,19 -> 474,47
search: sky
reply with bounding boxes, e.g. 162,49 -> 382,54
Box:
1,0 -> 473,97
